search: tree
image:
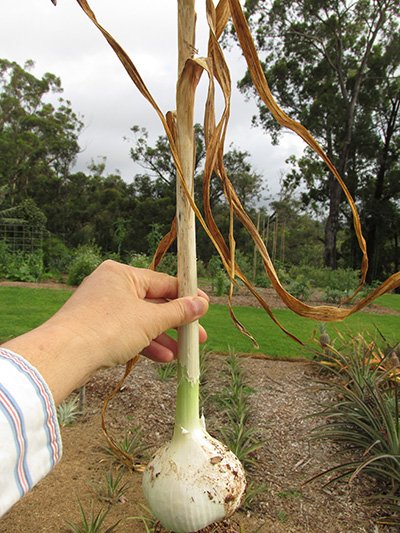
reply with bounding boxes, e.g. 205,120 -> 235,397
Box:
0,59 -> 83,208
361,65 -> 400,281
129,124 -> 265,207
268,195 -> 324,267
235,0 -> 399,273
128,124 -> 265,261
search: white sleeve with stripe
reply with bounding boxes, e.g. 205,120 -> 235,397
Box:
0,347 -> 62,517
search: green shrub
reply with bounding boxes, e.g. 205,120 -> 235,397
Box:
196,258 -> 207,278
287,275 -> 311,300
42,235 -> 72,274
103,252 -> 121,263
146,223 -> 164,256
67,244 -> 102,286
207,255 -> 223,277
274,260 -> 291,286
235,250 -> 252,280
288,265 -> 360,293
158,253 -> 177,276
0,240 -> 9,277
129,252 -> 151,269
129,252 -> 177,276
324,287 -> 346,303
0,241 -> 44,282
213,270 -> 230,296
255,274 -> 271,288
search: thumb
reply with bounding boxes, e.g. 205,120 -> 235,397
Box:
152,296 -> 209,333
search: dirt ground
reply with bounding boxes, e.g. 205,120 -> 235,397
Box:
1,280 -> 398,532
0,355 -> 396,533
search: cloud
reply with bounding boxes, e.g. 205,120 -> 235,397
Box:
2,0 -> 304,197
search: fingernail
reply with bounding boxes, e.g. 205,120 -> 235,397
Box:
191,297 -> 208,317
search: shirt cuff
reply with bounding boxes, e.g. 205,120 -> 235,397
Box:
0,347 -> 62,517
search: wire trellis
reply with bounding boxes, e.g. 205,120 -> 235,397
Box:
0,222 -> 43,253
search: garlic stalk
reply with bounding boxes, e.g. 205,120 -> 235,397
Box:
142,1 -> 245,531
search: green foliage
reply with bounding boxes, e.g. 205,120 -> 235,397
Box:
127,505 -> 157,532
254,274 -> 271,288
0,241 -> 44,281
97,469 -> 130,505
66,501 -> 119,533
0,240 -> 8,276
207,255 -> 223,277
214,351 -> 263,470
129,252 -> 150,269
157,252 -> 177,276
0,59 -> 83,208
213,270 -> 230,296
196,258 -> 207,278
42,234 -> 72,274
146,223 -> 164,256
57,394 -> 81,427
156,361 -> 177,381
211,351 -> 265,511
310,334 -> 400,525
287,274 -> 310,301
235,250 -> 253,280
67,244 -> 102,286
112,218 -> 127,256
240,480 -> 269,511
324,287 -> 346,304
287,265 -> 359,292
101,427 -> 148,470
207,254 -> 237,296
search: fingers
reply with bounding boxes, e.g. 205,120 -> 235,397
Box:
142,325 -> 208,361
142,340 -> 175,362
198,324 -> 208,344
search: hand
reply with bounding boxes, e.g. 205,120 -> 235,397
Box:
53,259 -> 209,365
2,260 -> 209,404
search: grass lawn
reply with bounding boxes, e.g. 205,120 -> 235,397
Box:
1,286 -> 398,358
375,293 -> 400,312
0,287 -> 72,342
201,304 -> 400,358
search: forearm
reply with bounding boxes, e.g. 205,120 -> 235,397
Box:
2,319 -> 100,406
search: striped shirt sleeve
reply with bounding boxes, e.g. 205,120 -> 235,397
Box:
0,347 -> 62,517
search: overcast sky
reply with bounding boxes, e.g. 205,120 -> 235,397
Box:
1,0 -> 304,199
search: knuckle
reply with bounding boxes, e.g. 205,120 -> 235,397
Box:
100,259 -> 119,271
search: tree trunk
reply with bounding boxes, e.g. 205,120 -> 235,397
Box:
324,175 -> 342,268
322,3 -> 388,269
365,96 -> 399,283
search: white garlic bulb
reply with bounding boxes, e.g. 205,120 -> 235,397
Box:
142,426 -> 246,532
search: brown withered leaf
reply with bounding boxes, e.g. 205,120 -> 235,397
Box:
74,0 -> 399,340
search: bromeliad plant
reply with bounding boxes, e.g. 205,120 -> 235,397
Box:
310,335 -> 400,525
50,1 -> 400,531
